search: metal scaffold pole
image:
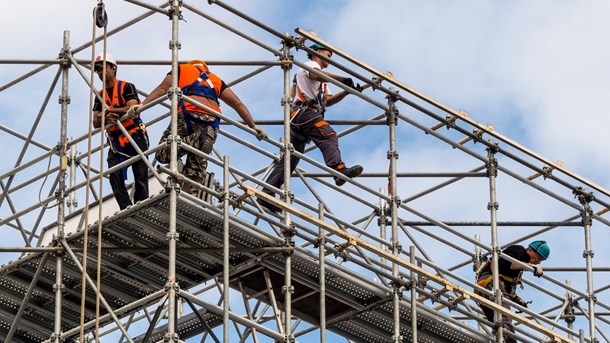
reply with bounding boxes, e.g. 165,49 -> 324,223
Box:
166,0 -> 182,341
223,155 -> 230,342
318,203 -> 326,343
386,89 -> 402,343
280,39 -> 295,343
51,30 -> 71,343
486,142 -> 505,343
410,246 -> 418,342
575,187 -> 597,342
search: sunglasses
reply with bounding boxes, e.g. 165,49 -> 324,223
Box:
94,64 -> 112,73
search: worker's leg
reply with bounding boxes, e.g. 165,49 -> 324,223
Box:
306,116 -> 362,185
263,131 -> 306,193
107,149 -> 132,210
182,124 -> 209,196
478,277 -> 517,343
258,131 -> 306,213
307,118 -> 343,169
131,132 -> 150,204
155,115 -> 190,164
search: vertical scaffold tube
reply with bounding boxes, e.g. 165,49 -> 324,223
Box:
575,188 -> 596,342
379,188 -> 388,267
386,90 -> 401,343
68,136 -> 77,214
166,1 -> 182,341
280,40 -> 294,343
318,203 -> 326,343
53,30 -> 71,343
486,144 -> 504,342
410,246 -> 418,342
223,156 -> 230,341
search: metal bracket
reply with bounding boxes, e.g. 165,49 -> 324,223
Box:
293,35 -> 306,50
52,283 -> 65,293
582,249 -> 595,258
472,129 -> 483,143
542,165 -> 554,179
386,150 -> 399,160
166,232 -> 180,241
574,186 -> 595,204
280,95 -> 291,106
444,114 -> 457,129
281,285 -> 294,295
485,157 -> 498,178
487,201 -> 499,210
391,241 -> 403,254
164,177 -> 181,194
168,39 -> 182,50
163,332 -> 180,342
584,294 -> 598,304
372,76 -> 382,89
58,94 -> 71,105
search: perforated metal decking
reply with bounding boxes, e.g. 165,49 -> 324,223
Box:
0,192 -> 484,342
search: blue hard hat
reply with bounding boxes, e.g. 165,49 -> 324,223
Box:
529,240 -> 550,260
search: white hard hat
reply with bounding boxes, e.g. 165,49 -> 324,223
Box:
94,53 -> 117,67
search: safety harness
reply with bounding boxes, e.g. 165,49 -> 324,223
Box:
179,66 -> 221,134
290,79 -> 328,125
102,80 -> 147,158
475,260 -> 524,296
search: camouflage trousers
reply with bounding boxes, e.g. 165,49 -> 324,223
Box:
156,113 -> 218,195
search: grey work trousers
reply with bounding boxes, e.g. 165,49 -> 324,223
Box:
263,107 -> 343,193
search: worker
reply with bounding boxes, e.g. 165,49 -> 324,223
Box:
257,43 -> 363,213
92,53 -> 149,210
136,60 -> 267,197
475,240 -> 549,343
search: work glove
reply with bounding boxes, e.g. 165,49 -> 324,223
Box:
126,104 -> 141,118
531,264 -> 543,277
252,125 -> 268,141
340,77 -> 355,89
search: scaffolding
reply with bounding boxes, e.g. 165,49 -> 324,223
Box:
1,1 -> 609,342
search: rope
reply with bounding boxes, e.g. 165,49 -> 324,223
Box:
95,14 -> 109,343
79,1 -> 108,342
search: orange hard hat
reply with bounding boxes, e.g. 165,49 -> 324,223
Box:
188,59 -> 209,71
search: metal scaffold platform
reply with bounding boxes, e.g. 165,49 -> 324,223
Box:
1,1 -> 610,342
0,192 -> 485,342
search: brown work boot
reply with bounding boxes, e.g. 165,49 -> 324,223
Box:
334,165 -> 363,186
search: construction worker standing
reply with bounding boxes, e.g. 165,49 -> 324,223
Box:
138,60 -> 267,197
475,240 -> 549,343
258,43 -> 363,213
92,53 -> 149,210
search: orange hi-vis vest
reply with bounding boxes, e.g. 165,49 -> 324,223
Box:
178,64 -> 222,117
100,79 -> 145,154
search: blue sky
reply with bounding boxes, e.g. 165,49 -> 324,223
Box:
2,0 -> 610,342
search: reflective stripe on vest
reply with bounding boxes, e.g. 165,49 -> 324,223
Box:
100,79 -> 144,153
101,79 -> 141,135
179,64 -> 222,116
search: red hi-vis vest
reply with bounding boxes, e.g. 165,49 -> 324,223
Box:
99,80 -> 145,154
178,64 -> 222,116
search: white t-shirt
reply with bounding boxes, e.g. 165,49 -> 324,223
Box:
293,60 -> 333,104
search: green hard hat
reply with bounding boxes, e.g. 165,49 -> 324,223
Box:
529,240 -> 550,260
307,43 -> 332,58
